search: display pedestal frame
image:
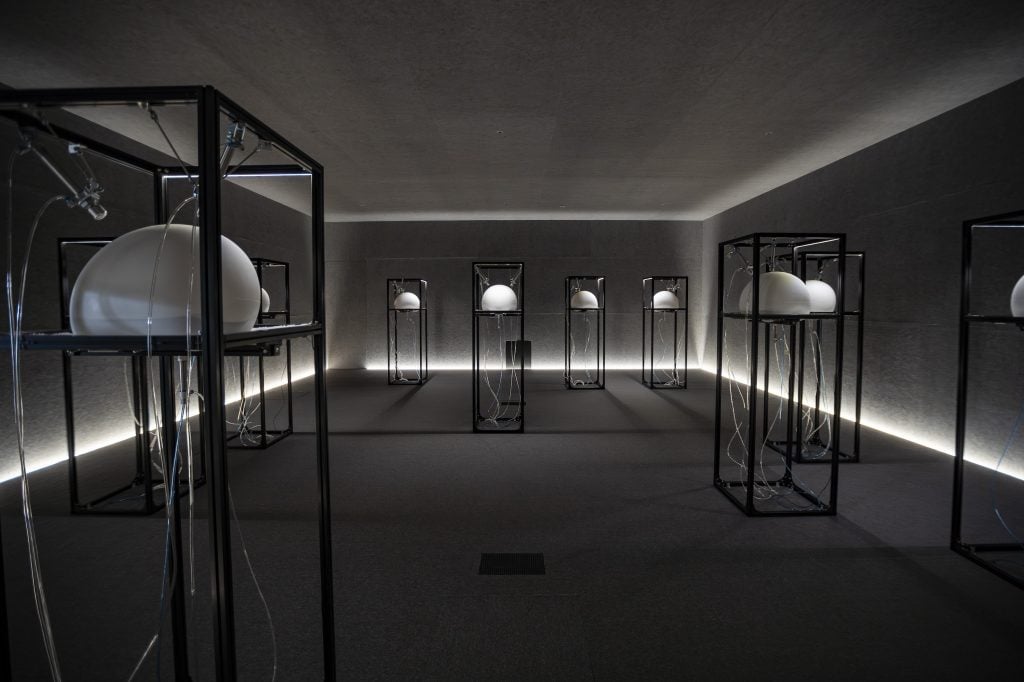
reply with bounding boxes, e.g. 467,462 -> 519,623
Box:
712,233 -> 846,517
227,257 -> 294,449
564,275 -> 605,389
641,275 -> 688,389
387,277 -> 429,386
472,262 -> 525,433
952,209 -> 1024,590
0,85 -> 337,681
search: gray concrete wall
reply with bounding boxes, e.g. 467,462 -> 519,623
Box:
0,120 -> 315,480
700,77 -> 1024,463
325,221 -> 704,370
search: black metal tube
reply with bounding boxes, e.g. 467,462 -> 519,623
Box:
197,87 -> 236,681
951,220 -> 973,547
310,166 -> 337,680
713,244 -> 725,483
159,356 -> 191,680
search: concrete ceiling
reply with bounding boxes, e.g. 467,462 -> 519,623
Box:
2,0 -> 1023,221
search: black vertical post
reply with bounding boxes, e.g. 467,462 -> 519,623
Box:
197,87 -> 236,682
641,279 -> 647,385
601,278 -> 606,388
951,221 -> 972,547
564,278 -> 569,386
160,356 -> 191,681
311,166 -> 337,680
713,244 -> 725,484
746,237 -> 762,513
853,255 -> 866,460
138,355 -> 156,514
519,264 -> 526,432
421,278 -> 425,378
829,236 -> 846,513
63,351 -> 79,512
683,277 -> 688,388
258,354 -> 267,448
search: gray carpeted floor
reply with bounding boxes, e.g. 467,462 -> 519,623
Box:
2,369 -> 1023,680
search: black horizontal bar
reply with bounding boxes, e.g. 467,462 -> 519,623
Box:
167,164 -> 313,178
0,86 -> 201,107
10,323 -> 321,353
722,312 -> 842,320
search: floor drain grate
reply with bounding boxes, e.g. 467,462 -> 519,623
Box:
479,552 -> 546,575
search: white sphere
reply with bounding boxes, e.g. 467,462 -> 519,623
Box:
652,290 -> 679,309
738,272 -> 811,316
1012,274 -> 1024,317
70,224 -> 261,335
481,284 -> 518,311
570,290 -> 599,309
393,291 -> 421,310
805,279 -> 837,313
260,288 -> 271,313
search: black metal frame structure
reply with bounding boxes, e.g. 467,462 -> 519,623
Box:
952,209 -> 1024,590
386,277 -> 429,385
760,251 -> 865,464
641,276 -> 688,389
713,233 -> 846,517
564,275 -> 606,389
472,262 -> 525,433
226,257 -> 294,449
0,86 -> 336,681
57,237 -> 210,515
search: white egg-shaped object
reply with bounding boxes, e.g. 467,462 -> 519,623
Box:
393,291 -> 421,310
805,279 -> 837,313
260,288 -> 271,313
652,290 -> 679,309
570,290 -> 599,309
481,284 -> 518,311
739,282 -> 753,313
738,272 -> 811,316
70,224 -> 261,335
1012,274 -> 1024,317
759,271 -> 811,315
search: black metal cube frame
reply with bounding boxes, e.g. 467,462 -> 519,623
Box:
952,209 -> 1024,590
0,86 -> 336,681
760,251 -> 865,464
472,262 -> 525,433
57,238 -> 210,514
387,277 -> 429,385
226,257 -> 294,449
641,276 -> 688,389
712,233 -> 845,517
564,275 -> 606,389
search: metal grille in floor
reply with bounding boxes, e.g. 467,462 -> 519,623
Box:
479,553 -> 546,575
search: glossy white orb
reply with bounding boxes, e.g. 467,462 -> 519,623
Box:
738,272 -> 811,316
805,279 -> 837,313
70,224 -> 261,335
394,292 -> 421,310
652,290 -> 679,309
260,288 -> 271,313
1012,274 -> 1024,317
570,290 -> 599,309
481,284 -> 518,311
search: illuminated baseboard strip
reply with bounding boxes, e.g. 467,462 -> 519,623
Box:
700,366 -> 1024,480
1,368 -> 316,484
